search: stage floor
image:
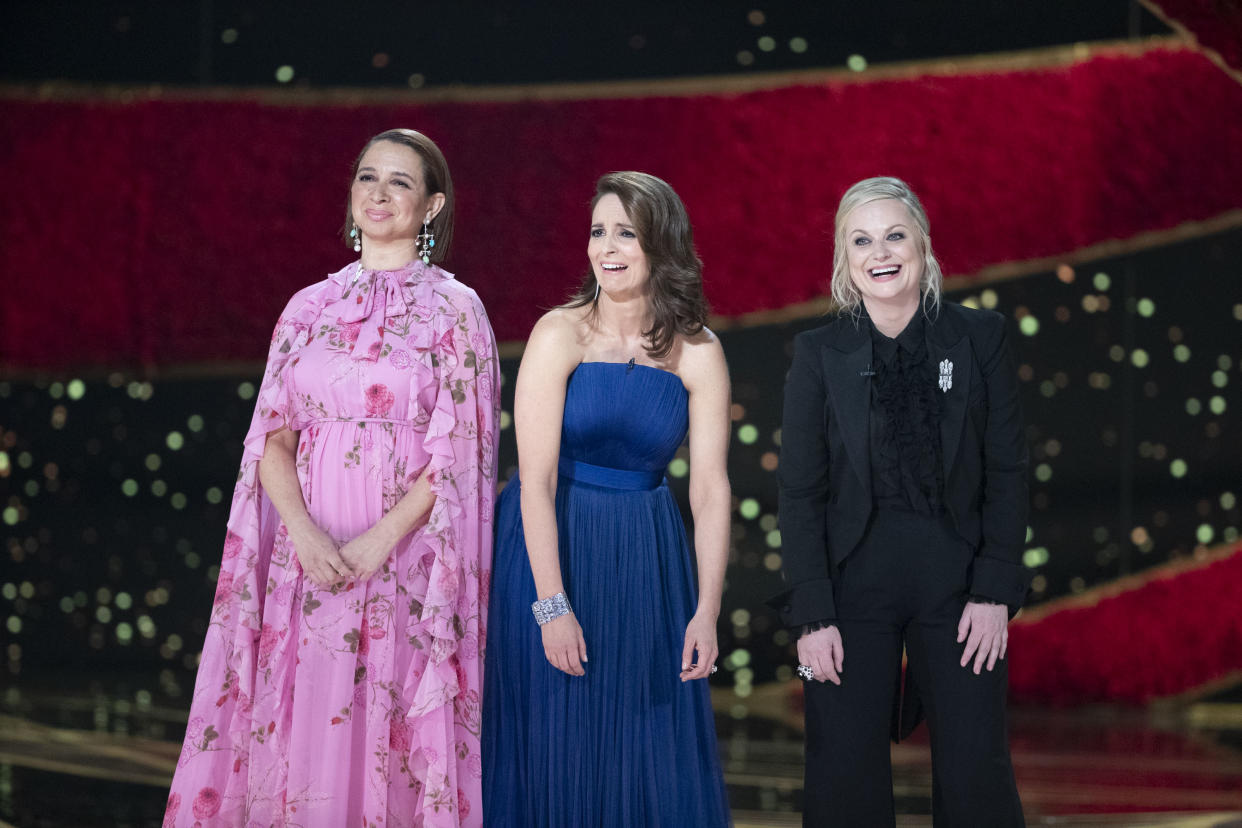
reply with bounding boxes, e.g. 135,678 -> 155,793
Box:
2,678 -> 1241,827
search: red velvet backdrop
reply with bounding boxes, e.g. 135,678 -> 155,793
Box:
1009,546 -> 1242,704
3,44 -> 1242,369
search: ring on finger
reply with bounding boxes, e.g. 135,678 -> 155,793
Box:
797,664 -> 815,681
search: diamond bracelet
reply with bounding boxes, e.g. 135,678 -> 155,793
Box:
531,592 -> 572,625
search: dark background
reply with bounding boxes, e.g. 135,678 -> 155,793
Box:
2,1 -> 1167,88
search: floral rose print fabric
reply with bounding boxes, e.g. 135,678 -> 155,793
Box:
166,260 -> 499,827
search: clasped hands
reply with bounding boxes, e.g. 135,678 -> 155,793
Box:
540,610 -> 719,681
291,523 -> 395,586
796,601 -> 1010,684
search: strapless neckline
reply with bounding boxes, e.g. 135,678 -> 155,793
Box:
574,361 -> 686,389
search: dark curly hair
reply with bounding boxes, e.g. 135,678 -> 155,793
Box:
340,128 -> 455,264
563,171 -> 708,360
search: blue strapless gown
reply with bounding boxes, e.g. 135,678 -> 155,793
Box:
482,362 -> 731,827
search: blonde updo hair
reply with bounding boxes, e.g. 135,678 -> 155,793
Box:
830,176 -> 943,318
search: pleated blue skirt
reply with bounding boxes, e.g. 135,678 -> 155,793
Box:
481,466 -> 731,827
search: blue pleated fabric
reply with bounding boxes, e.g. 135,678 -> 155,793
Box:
482,362 -> 731,827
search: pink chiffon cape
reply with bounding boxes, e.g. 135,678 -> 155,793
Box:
165,259 -> 498,827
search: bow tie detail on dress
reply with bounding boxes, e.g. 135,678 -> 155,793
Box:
339,262 -> 417,362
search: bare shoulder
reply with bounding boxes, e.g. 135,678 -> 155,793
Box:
523,308 -> 586,377
676,327 -> 729,392
528,307 -> 585,348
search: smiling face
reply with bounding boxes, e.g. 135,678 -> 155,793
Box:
589,193 -> 650,300
349,140 -> 443,248
844,198 -> 925,312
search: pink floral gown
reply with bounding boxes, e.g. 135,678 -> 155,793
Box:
165,259 -> 499,827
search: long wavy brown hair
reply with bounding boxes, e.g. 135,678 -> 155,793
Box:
563,171 -> 708,360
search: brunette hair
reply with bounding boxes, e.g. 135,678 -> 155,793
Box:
830,176 -> 943,317
563,171 -> 708,359
340,128 -> 455,263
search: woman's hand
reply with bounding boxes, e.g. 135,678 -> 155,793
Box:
797,625 -> 844,685
680,611 -> 719,681
339,527 -> 396,582
541,612 -> 588,676
290,524 -> 351,587
261,428 -> 351,587
957,602 -> 1009,674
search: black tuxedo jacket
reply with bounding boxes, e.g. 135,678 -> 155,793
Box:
771,301 -> 1031,627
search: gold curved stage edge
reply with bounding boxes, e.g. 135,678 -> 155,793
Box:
4,693 -> 1242,826
0,36 -> 1194,105
3,204 -> 1237,375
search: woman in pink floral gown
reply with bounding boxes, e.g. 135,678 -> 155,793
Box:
165,129 -> 499,827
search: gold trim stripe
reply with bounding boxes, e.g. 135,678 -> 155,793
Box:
1140,0 -> 1242,86
1154,669 -> 1242,707
713,209 -> 1242,332
0,37 -> 1185,106
4,204 -> 1241,379
1012,541 -> 1241,625
0,750 -> 172,787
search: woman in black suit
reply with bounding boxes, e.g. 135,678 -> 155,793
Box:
772,177 -> 1028,826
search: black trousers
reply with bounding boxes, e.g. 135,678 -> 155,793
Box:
802,510 -> 1024,827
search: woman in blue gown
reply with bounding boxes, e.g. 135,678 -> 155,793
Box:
482,172 -> 732,826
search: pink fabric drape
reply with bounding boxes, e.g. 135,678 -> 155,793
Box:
165,260 -> 498,827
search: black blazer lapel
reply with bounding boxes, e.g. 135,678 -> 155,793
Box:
824,330 -> 873,495
929,333 -> 972,481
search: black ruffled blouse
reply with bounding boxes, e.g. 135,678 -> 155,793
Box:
867,311 -> 945,516
797,310 -> 1004,634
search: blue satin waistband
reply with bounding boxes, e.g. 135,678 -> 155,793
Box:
557,457 -> 664,491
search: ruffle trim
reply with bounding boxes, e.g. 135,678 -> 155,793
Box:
397,292 -> 495,826
872,340 -> 945,515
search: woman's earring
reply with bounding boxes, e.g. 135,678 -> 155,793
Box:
349,224 -> 361,253
417,218 -> 435,264
594,281 -> 601,302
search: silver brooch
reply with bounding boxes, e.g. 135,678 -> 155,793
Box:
938,359 -> 953,392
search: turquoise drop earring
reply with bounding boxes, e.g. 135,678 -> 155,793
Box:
417,218 -> 435,264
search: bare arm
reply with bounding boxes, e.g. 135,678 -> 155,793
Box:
258,427 -> 351,586
513,310 -> 587,675
678,331 -> 731,680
